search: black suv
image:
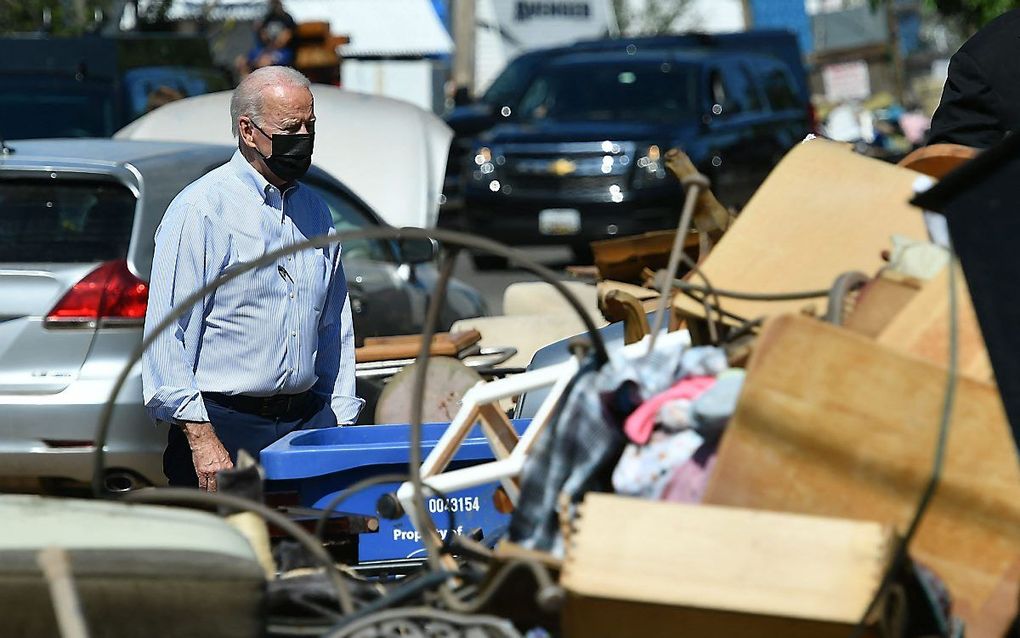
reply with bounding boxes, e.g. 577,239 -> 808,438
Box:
447,33 -> 811,266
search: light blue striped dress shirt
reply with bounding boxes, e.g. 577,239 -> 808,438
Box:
142,151 -> 364,425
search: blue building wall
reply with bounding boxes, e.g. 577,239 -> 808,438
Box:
749,0 -> 813,56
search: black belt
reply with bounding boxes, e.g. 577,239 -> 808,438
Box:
204,391 -> 317,418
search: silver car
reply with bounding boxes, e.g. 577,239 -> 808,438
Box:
0,139 -> 486,489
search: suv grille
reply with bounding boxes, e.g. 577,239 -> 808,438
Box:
498,141 -> 636,201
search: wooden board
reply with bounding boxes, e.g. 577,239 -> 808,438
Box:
842,272 -> 921,337
897,143 -> 979,179
674,139 -> 928,321
356,330 -> 481,363
591,230 -> 699,284
877,264 -> 993,382
561,493 -> 892,638
704,314 -> 1020,637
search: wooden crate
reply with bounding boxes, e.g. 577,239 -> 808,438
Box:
561,493 -> 892,638
704,314 -> 1020,637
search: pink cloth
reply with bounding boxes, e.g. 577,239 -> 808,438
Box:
899,112 -> 931,146
660,453 -> 717,503
623,376 -> 716,444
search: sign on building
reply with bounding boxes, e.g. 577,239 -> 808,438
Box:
822,60 -> 871,102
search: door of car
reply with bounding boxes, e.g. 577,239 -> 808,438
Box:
698,61 -> 772,208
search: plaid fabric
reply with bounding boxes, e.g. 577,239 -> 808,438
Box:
509,344 -> 713,553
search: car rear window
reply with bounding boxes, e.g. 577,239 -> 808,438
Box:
0,76 -> 117,138
0,179 -> 136,263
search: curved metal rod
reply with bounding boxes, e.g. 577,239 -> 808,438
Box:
409,248 -> 460,573
90,225 -> 610,498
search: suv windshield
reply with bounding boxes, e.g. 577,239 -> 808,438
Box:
481,54 -> 544,108
0,179 -> 136,262
518,60 -> 697,123
0,76 -> 116,138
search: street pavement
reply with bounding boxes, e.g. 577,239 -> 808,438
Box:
451,246 -> 578,314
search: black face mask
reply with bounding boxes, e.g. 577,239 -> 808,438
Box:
251,122 -> 314,182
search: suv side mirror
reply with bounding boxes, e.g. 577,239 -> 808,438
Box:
398,237 -> 438,264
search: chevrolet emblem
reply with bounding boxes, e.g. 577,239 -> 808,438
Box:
549,158 -> 576,176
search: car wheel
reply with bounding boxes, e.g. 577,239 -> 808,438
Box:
471,252 -> 509,271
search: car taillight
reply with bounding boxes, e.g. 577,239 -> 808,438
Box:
45,260 -> 148,327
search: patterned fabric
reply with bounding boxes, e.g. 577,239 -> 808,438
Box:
142,151 -> 363,426
509,341 -> 691,554
612,429 -> 705,499
623,375 -> 717,444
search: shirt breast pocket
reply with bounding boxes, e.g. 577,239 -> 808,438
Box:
311,251 -> 334,313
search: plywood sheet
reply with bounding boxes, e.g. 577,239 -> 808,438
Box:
704,315 -> 1020,637
561,493 -> 891,638
674,139 -> 929,321
877,264 -> 993,382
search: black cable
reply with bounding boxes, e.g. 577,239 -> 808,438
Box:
441,558 -> 563,615
679,254 -> 726,343
323,606 -> 522,638
408,248 -> 460,574
119,487 -> 356,615
676,286 -> 750,324
670,277 -> 832,301
848,251 -> 959,637
324,570 -> 452,633
314,473 -> 409,540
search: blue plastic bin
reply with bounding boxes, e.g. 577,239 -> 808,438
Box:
260,420 -> 530,563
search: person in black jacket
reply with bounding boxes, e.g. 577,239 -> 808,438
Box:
928,9 -> 1020,148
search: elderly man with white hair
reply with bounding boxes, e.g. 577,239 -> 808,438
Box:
142,66 -> 363,491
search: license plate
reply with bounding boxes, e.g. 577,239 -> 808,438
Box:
538,208 -> 581,236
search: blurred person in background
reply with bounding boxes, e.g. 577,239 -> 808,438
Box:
145,86 -> 185,113
143,66 -> 362,491
928,9 -> 1020,148
236,0 -> 297,78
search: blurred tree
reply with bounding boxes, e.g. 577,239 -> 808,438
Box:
924,0 -> 1020,29
612,0 -> 694,36
0,0 -> 121,34
134,0 -> 177,30
872,0 -> 1019,31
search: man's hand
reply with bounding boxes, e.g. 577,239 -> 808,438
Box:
181,422 -> 233,492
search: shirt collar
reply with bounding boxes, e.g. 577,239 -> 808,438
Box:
228,150 -> 298,203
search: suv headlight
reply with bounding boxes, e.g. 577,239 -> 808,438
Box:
632,144 -> 669,189
469,145 -> 507,194
470,146 -> 502,179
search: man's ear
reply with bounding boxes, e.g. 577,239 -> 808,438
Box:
238,117 -> 256,149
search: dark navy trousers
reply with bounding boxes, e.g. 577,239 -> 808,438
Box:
163,394 -> 336,487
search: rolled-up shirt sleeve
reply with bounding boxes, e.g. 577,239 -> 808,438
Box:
142,202 -> 214,425
312,244 -> 364,425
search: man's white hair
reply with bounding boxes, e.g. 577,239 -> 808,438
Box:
230,66 -> 311,137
